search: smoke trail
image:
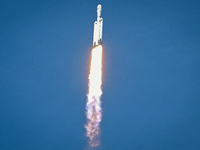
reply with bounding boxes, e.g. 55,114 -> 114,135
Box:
85,45 -> 103,148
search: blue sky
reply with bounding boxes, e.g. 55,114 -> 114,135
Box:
0,0 -> 200,149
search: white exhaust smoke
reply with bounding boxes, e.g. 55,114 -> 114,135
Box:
85,45 -> 103,148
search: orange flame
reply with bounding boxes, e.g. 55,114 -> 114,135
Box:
85,45 -> 103,148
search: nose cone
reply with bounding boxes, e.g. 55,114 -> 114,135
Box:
97,4 -> 102,13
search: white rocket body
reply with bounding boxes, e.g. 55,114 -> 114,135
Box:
93,4 -> 103,47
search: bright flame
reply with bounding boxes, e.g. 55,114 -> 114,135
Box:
85,45 -> 103,148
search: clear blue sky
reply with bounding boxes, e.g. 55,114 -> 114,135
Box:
0,0 -> 200,149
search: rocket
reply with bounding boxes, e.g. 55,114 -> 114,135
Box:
93,4 -> 103,47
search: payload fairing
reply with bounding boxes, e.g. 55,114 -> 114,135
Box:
93,4 -> 103,47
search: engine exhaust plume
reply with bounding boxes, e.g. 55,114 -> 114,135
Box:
85,45 -> 103,149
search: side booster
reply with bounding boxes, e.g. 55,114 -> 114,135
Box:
93,4 -> 103,47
